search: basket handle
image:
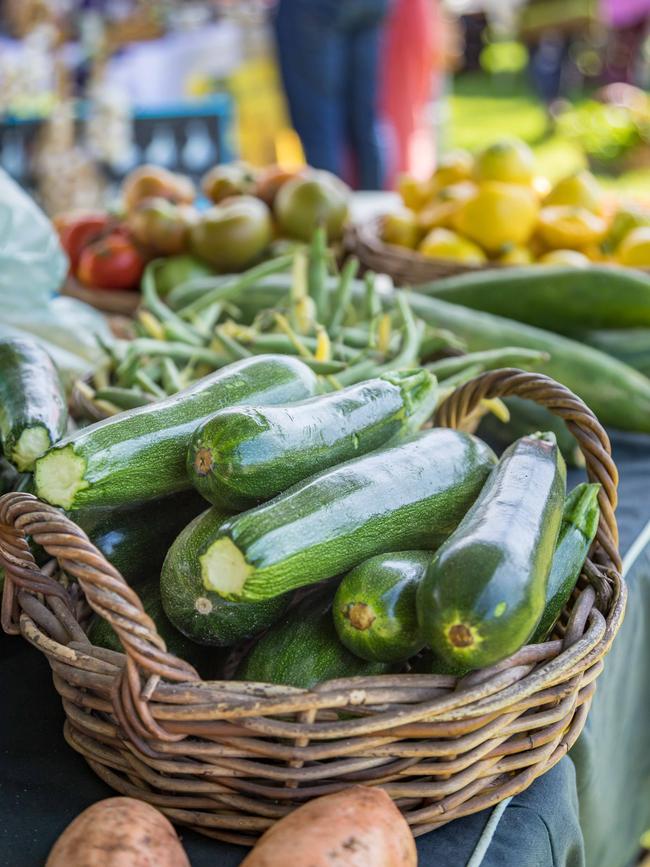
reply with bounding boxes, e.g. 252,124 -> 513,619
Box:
0,491 -> 200,746
435,367 -> 620,571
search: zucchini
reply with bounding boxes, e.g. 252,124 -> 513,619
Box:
34,355 -> 318,510
235,585 -> 393,688
333,551 -> 433,663
575,328 -> 650,378
87,577 -> 225,678
407,292 -> 650,433
418,265 -> 650,331
477,397 -> 583,466
187,369 -> 437,510
70,490 -> 207,586
201,428 -> 497,603
160,506 -> 290,646
0,337 -> 67,471
532,482 -> 600,642
417,432 -> 566,672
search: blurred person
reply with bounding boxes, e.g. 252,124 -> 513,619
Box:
380,0 -> 455,184
272,0 -> 390,189
601,0 -> 650,85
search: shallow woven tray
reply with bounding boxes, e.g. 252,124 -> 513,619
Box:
0,368 -> 626,846
347,217 -> 491,284
62,276 -> 141,316
347,217 -> 650,285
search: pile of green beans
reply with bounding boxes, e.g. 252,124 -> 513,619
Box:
81,230 -> 547,418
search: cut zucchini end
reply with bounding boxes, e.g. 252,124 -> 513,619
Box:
345,602 -> 376,632
201,537 -> 253,601
11,426 -> 52,472
34,445 -> 89,509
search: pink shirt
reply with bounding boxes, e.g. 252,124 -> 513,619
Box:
601,0 -> 650,27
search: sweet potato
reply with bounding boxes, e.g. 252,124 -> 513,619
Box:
45,797 -> 190,867
241,786 -> 417,867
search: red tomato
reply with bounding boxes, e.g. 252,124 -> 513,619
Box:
77,234 -> 146,291
57,213 -> 113,273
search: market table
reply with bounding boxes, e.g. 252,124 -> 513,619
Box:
1,430 -> 649,867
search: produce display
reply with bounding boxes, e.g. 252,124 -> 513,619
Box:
386,138 -> 650,268
55,161 -> 352,293
0,166 -> 637,860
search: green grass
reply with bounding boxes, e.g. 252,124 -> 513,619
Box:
448,73 -> 650,197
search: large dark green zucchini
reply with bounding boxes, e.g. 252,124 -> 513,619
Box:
407,292 -> 650,433
160,506 -> 290,646
71,490 -> 207,586
87,577 -> 224,678
576,329 -> 650,378
417,432 -> 566,672
34,355 -> 318,510
201,428 -> 497,602
418,265 -> 650,331
187,369 -> 436,509
235,585 -> 393,688
0,336 -> 67,471
333,551 -> 433,662
532,482 -> 600,641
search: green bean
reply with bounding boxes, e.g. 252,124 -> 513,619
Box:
236,332 -> 360,362
141,261 -> 204,347
178,254 -> 295,319
160,358 -> 184,394
298,357 -> 347,375
427,347 -> 550,379
308,226 -> 328,321
363,271 -> 381,320
135,370 -> 167,399
94,387 -> 157,409
327,256 -> 358,338
213,329 -> 253,361
419,327 -> 467,358
166,274 -> 231,310
119,338 -> 229,368
192,302 -> 223,337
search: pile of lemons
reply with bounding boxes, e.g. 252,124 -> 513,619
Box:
384,138 -> 650,268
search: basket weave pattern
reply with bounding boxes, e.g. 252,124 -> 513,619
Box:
0,369 -> 626,846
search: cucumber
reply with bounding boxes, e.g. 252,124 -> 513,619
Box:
0,337 -> 67,471
235,585 -> 393,688
576,329 -> 650,378
418,265 -> 650,331
160,506 -> 290,646
333,551 -> 433,663
477,397 -> 583,466
407,292 -> 650,433
201,428 -> 497,603
187,369 -> 437,510
70,490 -> 207,586
532,482 -> 600,642
417,432 -> 566,672
34,355 -> 318,510
87,577 -> 225,679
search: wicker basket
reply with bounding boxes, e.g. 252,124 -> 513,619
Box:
0,369 -> 626,847
347,217 -> 492,285
62,276 -> 141,316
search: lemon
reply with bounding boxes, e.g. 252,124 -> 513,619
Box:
417,182 -> 476,232
419,227 -> 487,264
474,139 -> 536,186
606,205 -> 650,252
537,206 -> 607,249
544,171 -> 602,214
496,244 -> 534,265
616,226 -> 650,267
538,249 -> 591,267
454,181 -> 539,252
433,150 -> 474,187
382,208 -> 421,249
398,174 -> 435,211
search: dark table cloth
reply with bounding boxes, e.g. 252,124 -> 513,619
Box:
2,432 -> 649,867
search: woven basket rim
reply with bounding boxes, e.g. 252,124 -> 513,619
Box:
0,367 -> 627,843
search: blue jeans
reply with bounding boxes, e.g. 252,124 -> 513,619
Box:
273,0 -> 389,189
